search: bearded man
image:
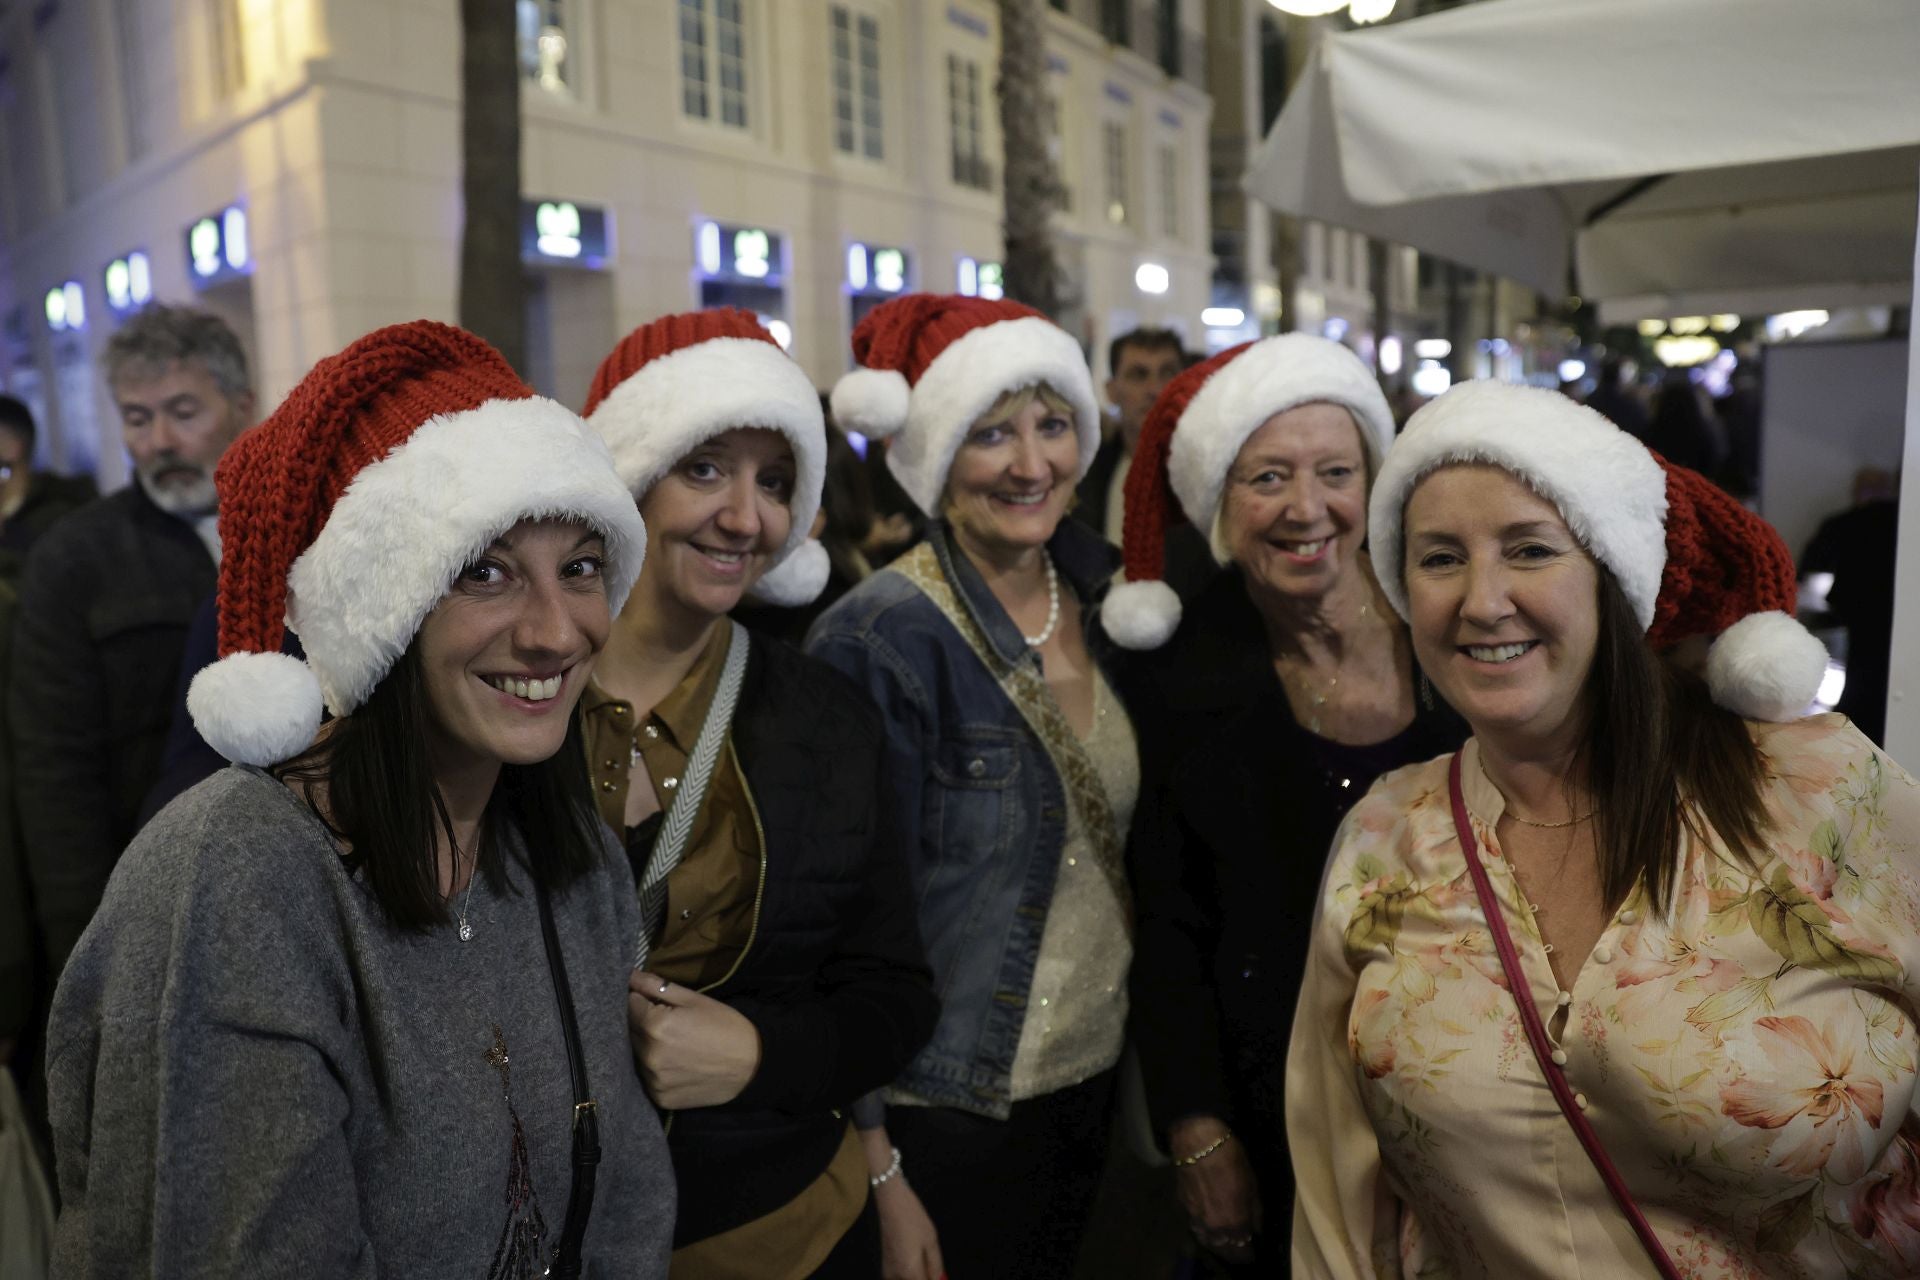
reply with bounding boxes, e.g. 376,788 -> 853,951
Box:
9,305 -> 254,978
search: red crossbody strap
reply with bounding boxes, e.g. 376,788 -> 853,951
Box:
1448,752 -> 1682,1280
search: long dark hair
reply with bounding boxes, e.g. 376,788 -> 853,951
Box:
1582,571 -> 1772,909
274,642 -> 606,932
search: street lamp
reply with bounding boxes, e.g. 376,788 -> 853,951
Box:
1264,0 -> 1396,22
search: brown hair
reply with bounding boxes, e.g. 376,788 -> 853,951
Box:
1582,571 -> 1772,909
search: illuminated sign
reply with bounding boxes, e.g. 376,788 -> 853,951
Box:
521,198 -> 609,267
186,204 -> 252,287
848,244 -> 910,295
44,282 -> 86,332
694,221 -> 785,284
103,251 -> 153,315
957,256 -> 1003,300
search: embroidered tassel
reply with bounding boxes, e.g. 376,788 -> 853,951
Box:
485,1024 -> 550,1279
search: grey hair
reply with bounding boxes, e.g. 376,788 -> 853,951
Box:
104,304 -> 253,401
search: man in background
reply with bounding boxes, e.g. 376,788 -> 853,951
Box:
0,394 -> 96,583
9,305 -> 254,981
1077,327 -> 1185,544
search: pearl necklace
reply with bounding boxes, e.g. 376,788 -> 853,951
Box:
1022,554 -> 1061,648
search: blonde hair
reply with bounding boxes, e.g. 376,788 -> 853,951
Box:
975,382 -> 1077,431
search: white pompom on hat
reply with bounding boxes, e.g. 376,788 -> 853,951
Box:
828,293 -> 1101,517
584,308 -> 829,606
1368,379 -> 1826,721
188,320 -> 648,767
1104,334 -> 1396,650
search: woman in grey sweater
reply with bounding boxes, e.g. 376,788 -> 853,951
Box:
44,323 -> 676,1278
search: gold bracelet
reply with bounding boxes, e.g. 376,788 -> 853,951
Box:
1172,1132 -> 1231,1166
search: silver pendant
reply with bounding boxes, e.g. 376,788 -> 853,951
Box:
458,921 -> 474,942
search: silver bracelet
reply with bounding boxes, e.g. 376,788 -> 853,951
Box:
869,1145 -> 904,1187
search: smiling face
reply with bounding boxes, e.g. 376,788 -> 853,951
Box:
416,517 -> 611,775
635,427 -> 795,623
943,387 -> 1080,560
114,358 -> 253,516
1402,464 -> 1602,754
1216,402 -> 1371,602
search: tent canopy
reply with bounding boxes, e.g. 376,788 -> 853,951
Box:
1245,0 -> 1920,321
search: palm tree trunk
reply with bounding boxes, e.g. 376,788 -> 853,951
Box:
996,0 -> 1065,319
458,0 -> 526,373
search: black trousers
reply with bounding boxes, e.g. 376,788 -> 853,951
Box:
886,1070 -> 1117,1279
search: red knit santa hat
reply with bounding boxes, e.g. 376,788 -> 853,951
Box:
1369,380 -> 1825,721
1106,334 -> 1396,649
829,293 -> 1100,515
584,308 -> 828,606
187,320 -> 647,766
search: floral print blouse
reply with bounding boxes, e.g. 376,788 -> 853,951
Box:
1288,714 -> 1920,1279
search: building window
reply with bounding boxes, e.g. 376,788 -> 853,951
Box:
517,0 -> 574,95
1046,94 -> 1072,212
1099,0 -> 1130,47
830,7 -> 883,160
210,0 -> 247,99
681,0 -> 749,128
948,54 -> 989,190
1156,0 -> 1180,78
1102,120 -> 1128,225
1158,143 -> 1178,238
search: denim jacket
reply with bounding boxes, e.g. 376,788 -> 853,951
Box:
805,518 -> 1129,1118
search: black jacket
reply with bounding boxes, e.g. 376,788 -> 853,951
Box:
8,483 -> 214,978
1124,569 -> 1467,1206
663,630 -> 939,1246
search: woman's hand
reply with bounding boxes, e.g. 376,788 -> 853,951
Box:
627,971 -> 761,1109
1170,1116 -> 1261,1265
862,1125 -> 944,1280
875,1177 -> 944,1280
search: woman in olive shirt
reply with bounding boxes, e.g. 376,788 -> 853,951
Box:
581,309 -> 938,1278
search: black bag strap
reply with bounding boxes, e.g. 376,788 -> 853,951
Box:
536,877 -> 600,1279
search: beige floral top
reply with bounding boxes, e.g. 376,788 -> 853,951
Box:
1289,714 -> 1920,1279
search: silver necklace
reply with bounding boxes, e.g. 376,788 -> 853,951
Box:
1022,554 -> 1061,648
454,837 -> 479,942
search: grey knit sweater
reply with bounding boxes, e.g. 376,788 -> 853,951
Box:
46,765 -> 675,1278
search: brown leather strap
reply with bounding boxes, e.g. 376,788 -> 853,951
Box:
1448,751 -> 1681,1280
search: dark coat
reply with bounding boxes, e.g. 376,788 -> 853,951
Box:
7,484 -> 214,978
0,471 -> 98,584
664,630 -> 940,1246
1124,568 -> 1467,1238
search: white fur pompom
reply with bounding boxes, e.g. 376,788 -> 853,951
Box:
187,651 -> 326,767
1102,579 -> 1183,651
748,538 -> 832,607
829,368 -> 910,439
1705,610 -> 1830,722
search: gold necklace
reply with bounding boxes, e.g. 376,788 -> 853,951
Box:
1505,808 -> 1596,830
1276,602 -> 1371,735
1479,757 -> 1595,829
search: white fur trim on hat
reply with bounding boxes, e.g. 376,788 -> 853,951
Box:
587,336 -> 826,581
187,651 -> 325,767
830,368 -> 911,440
1104,579 -> 1183,651
747,537 -> 831,607
1706,610 -> 1829,722
1369,380 -> 1669,627
1169,334 -> 1394,558
883,315 -> 1100,516
286,395 -> 647,718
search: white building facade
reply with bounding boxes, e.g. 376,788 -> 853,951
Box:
0,0 -> 1212,488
